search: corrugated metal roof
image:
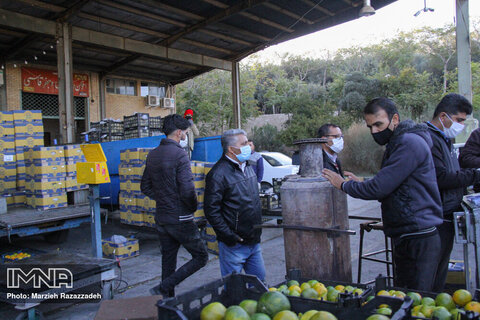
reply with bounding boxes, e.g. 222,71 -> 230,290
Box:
0,0 -> 397,84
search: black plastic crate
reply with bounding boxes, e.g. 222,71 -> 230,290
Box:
273,177 -> 285,194
260,193 -> 279,210
275,269 -> 374,307
150,116 -> 163,129
102,120 -> 124,135
124,126 -> 150,139
157,273 -> 268,320
374,276 -> 480,320
124,113 -> 149,129
156,273 -> 413,320
101,134 -> 124,142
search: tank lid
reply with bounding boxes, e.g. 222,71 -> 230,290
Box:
293,138 -> 328,145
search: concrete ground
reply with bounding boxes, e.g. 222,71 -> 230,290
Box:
0,196 -> 471,319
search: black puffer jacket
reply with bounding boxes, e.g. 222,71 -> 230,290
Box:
204,155 -> 262,246
427,123 -> 480,217
343,121 -> 443,237
141,138 -> 197,225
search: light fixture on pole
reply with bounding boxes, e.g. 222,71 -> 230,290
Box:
414,0 -> 434,17
359,0 -> 376,17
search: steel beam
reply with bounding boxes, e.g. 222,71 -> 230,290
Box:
456,0 -> 473,103
57,22 -> 75,144
231,61 -> 241,129
0,9 -> 232,71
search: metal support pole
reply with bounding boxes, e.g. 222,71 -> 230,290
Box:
0,62 -> 6,110
99,76 -> 106,120
56,22 -> 75,144
456,0 -> 472,103
231,61 -> 241,129
89,184 -> 102,258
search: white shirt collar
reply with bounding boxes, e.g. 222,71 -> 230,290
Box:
325,151 -> 337,163
225,154 -> 246,173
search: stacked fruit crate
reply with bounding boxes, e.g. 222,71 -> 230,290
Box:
123,113 -> 150,139
0,111 -> 16,199
118,148 -> 152,226
25,146 -> 67,210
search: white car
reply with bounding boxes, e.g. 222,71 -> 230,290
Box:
259,152 -> 299,190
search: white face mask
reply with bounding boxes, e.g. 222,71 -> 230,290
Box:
329,137 -> 344,154
440,114 -> 465,138
180,136 -> 188,148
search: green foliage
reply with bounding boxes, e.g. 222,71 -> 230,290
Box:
250,124 -> 283,152
340,123 -> 384,175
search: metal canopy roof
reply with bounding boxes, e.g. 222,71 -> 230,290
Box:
0,0 -> 397,85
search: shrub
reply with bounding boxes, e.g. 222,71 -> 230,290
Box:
340,122 -> 384,175
250,124 -> 284,152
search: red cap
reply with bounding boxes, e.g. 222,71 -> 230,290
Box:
183,109 -> 193,118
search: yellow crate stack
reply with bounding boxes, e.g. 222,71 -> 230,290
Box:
13,110 -> 44,195
0,111 -> 16,198
118,148 -> 153,226
64,145 -> 88,192
25,146 -> 67,210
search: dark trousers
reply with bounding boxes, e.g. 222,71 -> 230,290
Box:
432,221 -> 455,292
156,221 -> 208,295
393,230 -> 441,291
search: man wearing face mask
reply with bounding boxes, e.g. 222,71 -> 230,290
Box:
183,109 -> 199,159
426,93 -> 480,292
323,97 -> 443,291
204,129 -> 265,281
317,124 -> 344,177
141,114 -> 208,297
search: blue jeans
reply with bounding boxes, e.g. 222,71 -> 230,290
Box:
218,241 -> 266,281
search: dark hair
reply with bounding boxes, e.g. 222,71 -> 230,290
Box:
364,97 -> 399,121
317,124 -> 340,138
433,93 -> 473,118
162,114 -> 190,136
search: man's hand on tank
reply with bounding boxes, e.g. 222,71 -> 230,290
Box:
322,169 -> 345,190
344,171 -> 363,182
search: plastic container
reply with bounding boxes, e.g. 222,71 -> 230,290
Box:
124,113 -> 149,129
191,135 -> 222,163
149,116 -> 163,129
124,126 -> 150,139
156,273 -> 413,320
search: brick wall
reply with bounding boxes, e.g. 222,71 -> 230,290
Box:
5,64 -> 176,123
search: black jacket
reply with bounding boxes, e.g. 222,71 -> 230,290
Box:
343,121 -> 443,238
141,138 -> 197,225
204,155 -> 262,246
427,122 -> 480,216
323,150 -> 344,177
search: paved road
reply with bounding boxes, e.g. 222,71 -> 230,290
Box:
0,196 -> 472,319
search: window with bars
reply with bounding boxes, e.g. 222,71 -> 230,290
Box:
22,92 -> 86,119
106,78 -> 137,96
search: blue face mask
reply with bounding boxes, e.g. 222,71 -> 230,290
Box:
234,145 -> 252,162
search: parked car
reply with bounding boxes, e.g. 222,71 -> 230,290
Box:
259,152 -> 299,190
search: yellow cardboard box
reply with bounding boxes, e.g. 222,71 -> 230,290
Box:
25,146 -> 65,162
64,176 -> 88,192
12,110 -> 42,122
76,162 -> 110,184
0,136 -> 15,151
143,212 -> 155,227
102,237 -> 139,260
0,111 -> 13,123
120,209 -> 144,226
64,145 -> 86,161
26,162 -> 66,179
119,192 -> 136,210
0,124 -> 14,136
26,192 -> 67,210
26,177 -> 65,194
0,152 -> 16,166
0,164 -> 17,177
14,134 -> 44,149
0,176 -> 16,192
14,121 -> 44,135
120,178 -> 141,192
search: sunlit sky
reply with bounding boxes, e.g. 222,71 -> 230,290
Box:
246,0 -> 480,63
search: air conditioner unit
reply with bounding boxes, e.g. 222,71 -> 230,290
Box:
161,98 -> 175,109
146,95 -> 160,107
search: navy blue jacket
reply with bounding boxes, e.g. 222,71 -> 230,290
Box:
427,123 -> 480,217
342,120 -> 443,237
